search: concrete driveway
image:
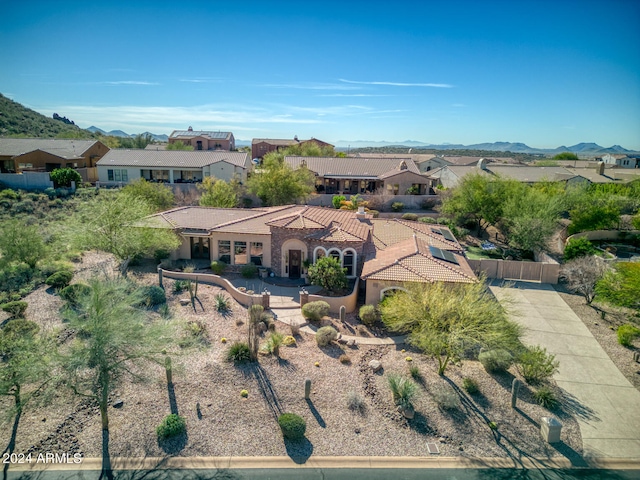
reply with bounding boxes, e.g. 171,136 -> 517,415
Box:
490,281 -> 640,460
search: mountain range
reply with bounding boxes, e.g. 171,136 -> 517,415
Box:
332,140 -> 636,155
86,126 -> 168,142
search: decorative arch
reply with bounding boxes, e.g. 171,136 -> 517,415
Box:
342,248 -> 357,277
280,238 -> 308,278
380,286 -> 408,300
327,248 -> 342,262
313,246 -> 327,262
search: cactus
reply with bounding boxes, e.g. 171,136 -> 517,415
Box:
304,378 -> 312,399
340,305 -> 346,322
511,378 -> 521,408
165,356 -> 172,384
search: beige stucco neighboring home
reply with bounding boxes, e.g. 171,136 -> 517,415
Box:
168,127 -> 235,151
147,204 -> 475,306
251,136 -> 333,160
96,149 -> 250,185
596,153 -> 640,169
285,156 -> 429,195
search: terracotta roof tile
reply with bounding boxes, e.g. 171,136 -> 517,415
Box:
371,219 -> 462,252
285,156 -> 421,178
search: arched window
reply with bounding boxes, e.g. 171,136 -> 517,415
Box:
313,247 -> 327,262
328,249 -> 341,262
343,249 -> 356,276
380,287 -> 407,300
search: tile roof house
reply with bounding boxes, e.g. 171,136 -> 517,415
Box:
251,136 -> 334,160
0,138 -> 108,173
285,156 -> 430,195
149,205 -> 475,305
96,149 -> 250,185
169,127 -> 235,151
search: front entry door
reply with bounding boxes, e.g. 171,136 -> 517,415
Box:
289,250 -> 301,279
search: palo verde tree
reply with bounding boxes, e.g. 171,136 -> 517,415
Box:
596,262 -> 640,310
379,281 -> 523,375
560,256 -> 609,305
73,190 -> 180,273
198,176 -> 241,208
0,319 -> 53,476
62,277 -> 176,479
122,178 -> 175,212
0,219 -> 47,269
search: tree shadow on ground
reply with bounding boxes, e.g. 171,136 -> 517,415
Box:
407,411 -> 436,436
283,437 -> 314,465
276,357 -> 297,372
318,343 -> 345,359
244,363 -> 283,420
555,388 -> 599,423
167,381 -> 179,416
305,399 -> 326,428
157,431 -> 188,455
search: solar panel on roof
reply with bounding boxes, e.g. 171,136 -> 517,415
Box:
442,250 -> 459,264
429,246 -> 459,265
431,228 -> 443,235
441,229 -> 456,242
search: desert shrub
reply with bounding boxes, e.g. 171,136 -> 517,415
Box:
332,195 -> 346,209
462,377 -> 480,394
290,323 -> 301,336
278,413 -> 306,440
50,168 -> 82,188
421,198 -> 437,210
0,189 -> 20,200
302,301 -> 330,322
316,326 -> 338,347
368,209 -> 380,218
564,237 -> 596,261
339,354 -> 351,364
153,249 -> 171,264
59,283 -> 91,305
226,341 -> 252,364
401,213 -> 418,221
408,365 -> 422,382
432,383 -> 460,410
241,263 -> 258,279
186,320 -> 207,338
479,349 -> 513,373
418,216 -> 436,224
346,389 -> 366,413
533,386 -> 558,409
262,332 -> 284,357
138,285 -> 166,306
391,202 -> 404,212
518,346 -> 559,384
307,256 -> 347,292
11,200 -> 35,215
387,373 -> 417,409
359,304 -> 377,326
0,301 -> 28,318
0,263 -> 35,293
156,414 -> 186,439
172,279 -> 190,293
210,261 -> 226,275
617,324 -> 640,347
240,389 -> 248,398
214,293 -> 231,312
45,270 -> 73,289
282,335 -> 296,346
39,261 -> 74,278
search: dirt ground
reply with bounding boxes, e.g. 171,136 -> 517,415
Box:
1,253 -> 585,461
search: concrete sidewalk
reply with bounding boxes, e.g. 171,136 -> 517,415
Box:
490,281 -> 640,459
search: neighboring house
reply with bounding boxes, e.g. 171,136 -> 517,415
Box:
96,149 -> 250,185
596,153 -> 639,169
147,205 -> 475,305
0,138 -> 108,174
285,156 -> 429,195
251,136 -> 333,160
168,127 -> 235,151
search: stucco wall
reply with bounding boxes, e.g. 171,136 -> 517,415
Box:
566,230 -> 640,244
364,279 -> 408,305
307,278 -> 359,314
0,172 -> 53,190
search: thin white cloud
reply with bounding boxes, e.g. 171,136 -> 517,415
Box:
178,77 -> 223,83
258,82 -> 359,91
339,79 -> 453,88
100,81 -> 160,86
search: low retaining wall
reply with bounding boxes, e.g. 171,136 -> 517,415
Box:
307,278 -> 359,314
467,258 -> 559,284
158,269 -> 263,307
565,230 -> 640,244
304,194 -> 440,210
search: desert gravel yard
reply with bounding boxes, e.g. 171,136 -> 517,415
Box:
1,253 -> 584,461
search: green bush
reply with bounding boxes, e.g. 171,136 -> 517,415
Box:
359,304 -> 377,326
564,237 -> 597,261
533,386 -> 558,409
387,373 -> 417,409
156,414 -> 186,439
391,202 -> 404,212
302,301 -> 330,322
316,326 -> 338,347
418,216 -> 436,224
172,280 -> 190,293
59,283 -> 91,305
617,324 -> 640,347
262,332 -> 285,357
0,189 -> 20,200
240,263 -> 258,279
332,195 -> 346,209
278,413 -> 306,440
1,301 -> 28,318
210,261 -> 227,275
50,168 -> 82,188
401,213 -> 418,221
307,256 -> 348,292
462,377 -> 480,394
39,261 -> 74,278
0,263 -> 34,293
346,390 -> 366,413
518,346 -> 559,385
408,365 -> 422,382
226,341 -> 252,364
138,285 -> 166,307
421,198 -> 437,210
45,270 -> 73,289
153,249 -> 171,264
214,293 -> 231,312
479,349 -> 513,373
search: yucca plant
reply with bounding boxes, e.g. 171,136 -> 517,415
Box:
387,373 -> 417,409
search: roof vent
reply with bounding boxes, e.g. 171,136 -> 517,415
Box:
356,205 -> 366,221
188,126 -> 193,132
399,160 -> 408,170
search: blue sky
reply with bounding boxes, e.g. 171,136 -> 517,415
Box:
1,0 -> 639,149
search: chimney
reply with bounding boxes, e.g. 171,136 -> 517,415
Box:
294,135 -> 299,142
596,161 -> 605,176
477,158 -> 487,170
188,126 -> 193,132
356,205 -> 366,220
